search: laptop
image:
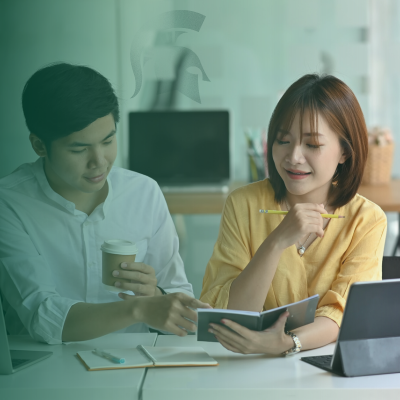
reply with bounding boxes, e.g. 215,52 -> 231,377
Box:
301,280 -> 400,377
0,298 -> 52,374
129,111 -> 230,192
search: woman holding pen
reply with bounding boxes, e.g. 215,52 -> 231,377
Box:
200,74 -> 387,355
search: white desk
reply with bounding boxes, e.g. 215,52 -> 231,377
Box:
0,333 -> 157,400
142,335 -> 400,400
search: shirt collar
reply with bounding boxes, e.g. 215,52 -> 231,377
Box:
32,157 -> 113,219
32,157 -> 76,214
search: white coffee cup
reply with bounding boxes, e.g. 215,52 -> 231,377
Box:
100,240 -> 138,292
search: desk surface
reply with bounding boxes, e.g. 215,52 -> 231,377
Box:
163,180 -> 400,214
0,333 -> 157,400
142,335 -> 400,400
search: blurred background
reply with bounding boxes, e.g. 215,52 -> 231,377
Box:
1,0 -> 399,298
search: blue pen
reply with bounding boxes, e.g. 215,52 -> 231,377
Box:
93,348 -> 125,364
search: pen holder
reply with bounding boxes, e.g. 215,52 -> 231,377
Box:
248,150 -> 266,182
245,128 -> 268,183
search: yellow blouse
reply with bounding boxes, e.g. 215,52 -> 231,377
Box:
200,179 -> 387,327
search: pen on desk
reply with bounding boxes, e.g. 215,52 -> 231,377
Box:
259,210 -> 345,218
93,349 -> 125,364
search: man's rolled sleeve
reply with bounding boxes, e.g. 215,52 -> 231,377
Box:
32,296 -> 81,344
0,255 -> 81,344
0,201 -> 80,344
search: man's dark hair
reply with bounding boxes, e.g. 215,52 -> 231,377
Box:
22,62 -> 120,152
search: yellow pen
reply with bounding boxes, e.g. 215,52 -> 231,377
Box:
259,210 -> 345,218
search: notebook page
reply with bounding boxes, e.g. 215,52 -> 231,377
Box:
259,294 -> 319,331
140,346 -> 218,366
77,348 -> 153,371
260,294 -> 319,316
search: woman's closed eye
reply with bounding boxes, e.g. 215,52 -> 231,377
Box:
276,139 -> 289,145
276,139 -> 322,149
307,143 -> 321,149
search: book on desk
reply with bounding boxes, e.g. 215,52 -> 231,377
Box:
77,345 -> 218,371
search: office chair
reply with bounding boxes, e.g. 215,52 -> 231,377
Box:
382,256 -> 400,280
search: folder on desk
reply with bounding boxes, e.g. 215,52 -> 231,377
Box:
77,345 -> 218,371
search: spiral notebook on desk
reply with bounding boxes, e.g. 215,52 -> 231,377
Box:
77,345 -> 218,371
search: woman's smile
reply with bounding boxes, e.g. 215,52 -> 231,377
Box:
285,169 -> 312,180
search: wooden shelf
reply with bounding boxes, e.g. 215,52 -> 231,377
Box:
163,180 -> 400,214
357,180 -> 400,212
162,182 -> 246,214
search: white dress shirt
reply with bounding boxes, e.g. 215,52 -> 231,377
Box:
0,158 -> 193,344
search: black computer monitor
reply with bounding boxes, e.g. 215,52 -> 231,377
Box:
129,111 -> 229,185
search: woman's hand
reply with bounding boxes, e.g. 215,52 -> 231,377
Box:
269,203 -> 329,251
209,311 -> 293,355
113,262 -> 159,296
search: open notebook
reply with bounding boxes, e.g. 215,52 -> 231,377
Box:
198,294 -> 319,342
77,345 -> 218,371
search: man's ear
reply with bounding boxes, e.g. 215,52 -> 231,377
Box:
29,134 -> 48,157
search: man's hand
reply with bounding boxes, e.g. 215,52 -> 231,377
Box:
113,262 -> 159,296
118,292 -> 212,336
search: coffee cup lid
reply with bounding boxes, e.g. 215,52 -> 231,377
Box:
101,240 -> 138,255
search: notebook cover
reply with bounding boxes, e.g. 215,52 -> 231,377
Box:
139,346 -> 218,367
197,309 -> 260,342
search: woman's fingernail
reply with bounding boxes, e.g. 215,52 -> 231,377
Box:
208,329 -> 214,334
121,263 -> 127,268
115,281 -> 121,287
112,270 -> 119,276
221,319 -> 226,324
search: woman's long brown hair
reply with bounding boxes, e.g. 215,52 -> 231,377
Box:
267,74 -> 368,209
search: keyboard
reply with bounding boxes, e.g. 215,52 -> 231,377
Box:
12,358 -> 29,368
301,355 -> 333,370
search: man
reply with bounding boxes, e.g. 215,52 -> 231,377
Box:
0,62 -> 209,344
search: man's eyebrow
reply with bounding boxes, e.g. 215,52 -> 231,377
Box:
67,130 -> 116,147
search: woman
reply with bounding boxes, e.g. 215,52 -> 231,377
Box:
200,74 -> 387,355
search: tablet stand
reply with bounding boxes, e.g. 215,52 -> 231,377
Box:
337,337 -> 400,377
